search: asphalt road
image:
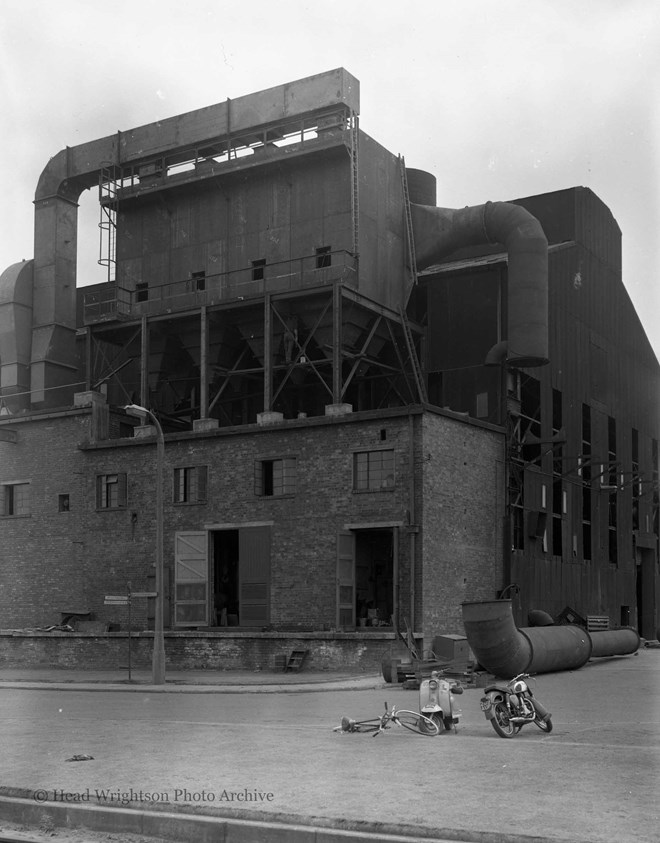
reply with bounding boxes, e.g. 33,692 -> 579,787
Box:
0,649 -> 658,843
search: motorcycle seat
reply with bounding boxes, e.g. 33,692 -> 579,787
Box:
483,685 -> 506,694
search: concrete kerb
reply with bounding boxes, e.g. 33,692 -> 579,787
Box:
0,791 -> 598,843
0,671 -> 385,694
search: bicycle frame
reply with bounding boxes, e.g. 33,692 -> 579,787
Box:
333,701 -> 440,736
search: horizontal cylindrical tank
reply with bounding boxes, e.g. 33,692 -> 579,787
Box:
590,627 -> 640,658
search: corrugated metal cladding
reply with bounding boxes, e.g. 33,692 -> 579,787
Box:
116,153 -> 353,290
421,185 -> 659,628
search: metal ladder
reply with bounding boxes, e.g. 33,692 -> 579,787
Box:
98,164 -> 118,283
399,305 -> 428,403
399,155 -> 418,305
350,112 -> 360,257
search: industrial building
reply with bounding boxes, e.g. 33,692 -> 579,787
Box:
0,69 -> 657,670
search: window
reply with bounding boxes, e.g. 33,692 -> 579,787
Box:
255,457 -> 296,497
354,449 -> 395,491
1,482 -> 30,516
135,283 -> 149,303
315,246 -> 331,268
58,494 -> 70,512
174,466 -> 208,504
96,473 -> 127,510
191,270 -> 206,291
252,259 -> 266,281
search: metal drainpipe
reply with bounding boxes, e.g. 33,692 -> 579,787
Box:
408,412 -> 416,634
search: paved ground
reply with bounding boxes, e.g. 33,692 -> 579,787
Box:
0,648 -> 658,843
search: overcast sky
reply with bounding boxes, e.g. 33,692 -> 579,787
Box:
1,0 -> 658,359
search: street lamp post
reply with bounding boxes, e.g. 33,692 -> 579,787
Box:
123,404 -> 166,685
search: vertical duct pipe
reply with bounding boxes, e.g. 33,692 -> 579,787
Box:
410,200 -> 549,368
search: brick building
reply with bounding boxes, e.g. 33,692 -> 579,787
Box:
0,69 -> 657,669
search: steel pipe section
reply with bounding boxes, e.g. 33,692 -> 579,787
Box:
589,627 -> 641,658
462,600 -> 640,678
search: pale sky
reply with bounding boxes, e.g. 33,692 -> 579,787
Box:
1,0 -> 658,359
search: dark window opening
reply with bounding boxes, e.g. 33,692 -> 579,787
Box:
58,494 -> 70,512
96,473 -> 127,510
583,522 -> 592,561
520,375 -> 541,464
191,270 -> 206,291
632,428 -> 640,531
174,466 -> 208,504
255,457 -> 296,497
512,506 -> 525,550
135,283 -> 149,302
315,246 -> 331,268
252,259 -> 266,281
1,482 -> 30,516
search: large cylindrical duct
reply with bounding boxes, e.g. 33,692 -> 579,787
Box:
519,625 -> 592,674
462,599 -> 532,677
589,628 -> 641,657
406,168 -> 437,207
411,201 -> 549,368
462,600 -> 640,678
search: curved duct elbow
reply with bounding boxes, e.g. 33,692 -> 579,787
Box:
411,202 -> 549,368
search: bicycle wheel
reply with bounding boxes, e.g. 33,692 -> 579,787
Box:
343,717 -> 383,734
395,710 -> 440,736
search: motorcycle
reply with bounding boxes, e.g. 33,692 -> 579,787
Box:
418,670 -> 464,734
480,672 -> 552,738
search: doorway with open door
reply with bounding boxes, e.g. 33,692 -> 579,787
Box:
337,527 -> 397,630
210,525 -> 271,628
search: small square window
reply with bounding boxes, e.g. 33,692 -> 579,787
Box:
255,457 -> 296,497
1,482 -> 31,516
58,494 -> 70,512
353,450 -> 395,491
135,283 -> 149,302
173,466 -> 208,504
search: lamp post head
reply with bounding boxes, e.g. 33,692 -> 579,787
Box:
122,403 -> 149,420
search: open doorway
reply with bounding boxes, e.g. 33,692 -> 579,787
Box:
354,529 -> 394,628
212,530 -> 239,626
210,526 -> 271,627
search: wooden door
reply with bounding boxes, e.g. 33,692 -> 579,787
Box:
174,531 -> 208,626
336,530 -> 355,630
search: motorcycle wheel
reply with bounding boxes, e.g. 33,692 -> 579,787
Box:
490,702 -> 517,738
534,715 -> 553,733
418,713 -> 442,735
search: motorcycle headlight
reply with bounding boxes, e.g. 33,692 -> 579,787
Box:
428,680 -> 438,691
512,680 -> 527,694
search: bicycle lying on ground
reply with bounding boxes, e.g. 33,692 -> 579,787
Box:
333,701 -> 440,736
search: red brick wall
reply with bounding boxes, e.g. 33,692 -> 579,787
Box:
0,405 -> 504,658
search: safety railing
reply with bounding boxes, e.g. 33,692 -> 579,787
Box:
83,251 -> 357,324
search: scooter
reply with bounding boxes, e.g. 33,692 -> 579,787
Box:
480,672 -> 552,738
418,670 -> 464,733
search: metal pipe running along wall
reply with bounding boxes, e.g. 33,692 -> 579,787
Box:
461,599 -> 641,678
